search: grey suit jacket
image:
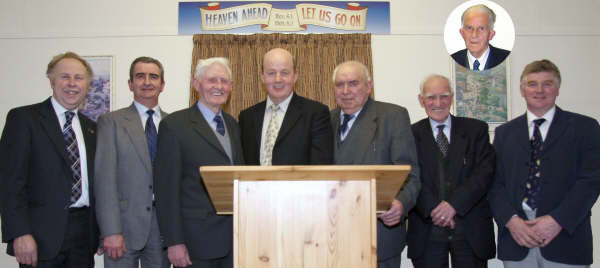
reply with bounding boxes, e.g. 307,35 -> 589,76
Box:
331,98 -> 420,261
154,103 -> 244,259
94,103 -> 167,250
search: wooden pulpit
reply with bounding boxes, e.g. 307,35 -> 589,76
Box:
200,165 -> 410,268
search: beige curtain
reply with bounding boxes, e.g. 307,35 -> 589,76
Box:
189,33 -> 372,119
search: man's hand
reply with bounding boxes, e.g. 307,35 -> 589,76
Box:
14,234 -> 37,267
526,215 -> 562,247
430,201 -> 456,228
506,216 -> 543,248
378,199 -> 404,227
103,234 -> 127,260
168,244 -> 192,267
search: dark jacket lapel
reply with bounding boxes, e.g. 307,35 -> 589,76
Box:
447,116 -> 468,185
38,98 -> 71,166
188,104 -> 228,159
276,94 -> 303,145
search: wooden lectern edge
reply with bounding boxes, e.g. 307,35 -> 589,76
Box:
200,165 -> 411,214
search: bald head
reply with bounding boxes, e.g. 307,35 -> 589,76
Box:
261,48 -> 298,104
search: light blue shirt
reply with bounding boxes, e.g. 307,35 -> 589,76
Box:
429,115 -> 452,143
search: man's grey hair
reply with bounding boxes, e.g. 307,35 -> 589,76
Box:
461,4 -> 496,30
332,60 -> 372,83
194,57 -> 232,80
419,74 -> 453,95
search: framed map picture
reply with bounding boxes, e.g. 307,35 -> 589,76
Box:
81,56 -> 114,121
452,59 -> 510,131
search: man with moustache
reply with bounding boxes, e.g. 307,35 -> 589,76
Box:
0,52 -> 99,267
408,75 -> 495,268
95,57 -> 169,268
238,48 -> 333,166
489,59 -> 600,267
330,61 -> 420,268
451,4 -> 510,70
154,57 -> 244,268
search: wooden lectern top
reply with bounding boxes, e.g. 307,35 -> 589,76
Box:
200,165 -> 410,214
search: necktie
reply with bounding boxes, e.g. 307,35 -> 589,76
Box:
524,118 -> 546,209
436,124 -> 449,157
473,59 -> 480,71
213,115 -> 225,136
145,110 -> 158,163
262,104 -> 280,166
339,113 -> 355,141
63,111 -> 82,203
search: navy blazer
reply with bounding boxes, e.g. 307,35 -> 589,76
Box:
0,98 -> 99,260
451,44 -> 510,70
408,116 -> 496,260
489,107 -> 600,265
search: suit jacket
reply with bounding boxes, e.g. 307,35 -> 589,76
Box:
94,103 -> 167,250
451,44 -> 510,70
0,97 -> 99,260
238,93 -> 333,165
489,107 -> 600,265
153,103 -> 244,260
408,116 -> 496,260
331,99 -> 420,260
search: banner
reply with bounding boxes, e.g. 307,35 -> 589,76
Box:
179,1 -> 390,34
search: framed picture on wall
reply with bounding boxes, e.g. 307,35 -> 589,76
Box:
81,55 -> 114,121
452,59 -> 510,132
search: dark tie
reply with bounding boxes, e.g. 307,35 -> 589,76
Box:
145,110 -> 158,163
63,111 -> 82,204
339,113 -> 355,139
524,118 -> 546,209
213,115 -> 225,136
473,59 -> 481,71
436,124 -> 449,157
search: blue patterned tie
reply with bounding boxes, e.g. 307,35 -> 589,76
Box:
473,59 -> 481,71
145,110 -> 158,163
63,111 -> 82,203
213,115 -> 225,136
339,113 -> 355,140
524,118 -> 545,209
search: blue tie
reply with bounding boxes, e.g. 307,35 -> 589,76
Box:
524,118 -> 545,209
145,110 -> 157,163
339,113 -> 355,139
473,59 -> 480,71
213,115 -> 225,136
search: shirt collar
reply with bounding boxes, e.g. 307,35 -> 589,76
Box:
50,96 -> 78,116
197,101 -> 221,123
526,106 -> 556,126
133,100 -> 160,118
266,92 -> 293,113
428,114 -> 452,131
467,45 -> 490,70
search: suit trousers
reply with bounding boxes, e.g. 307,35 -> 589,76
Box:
104,208 -> 169,268
188,251 -> 232,268
503,209 -> 589,268
20,207 -> 94,268
411,239 -> 487,268
377,254 -> 401,268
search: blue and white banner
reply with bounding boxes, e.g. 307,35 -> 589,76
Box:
179,1 -> 390,34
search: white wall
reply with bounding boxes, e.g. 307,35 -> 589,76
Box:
1,0 -> 599,267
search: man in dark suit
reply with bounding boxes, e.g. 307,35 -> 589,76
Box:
95,57 -> 169,268
408,74 -> 496,268
330,61 -> 420,268
154,57 -> 244,268
238,48 -> 333,166
451,4 -> 510,71
489,59 -> 600,267
0,52 -> 99,267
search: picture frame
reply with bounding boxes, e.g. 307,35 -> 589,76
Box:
81,55 -> 114,121
452,58 -> 511,132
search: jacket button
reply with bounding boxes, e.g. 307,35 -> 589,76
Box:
147,207 -> 151,211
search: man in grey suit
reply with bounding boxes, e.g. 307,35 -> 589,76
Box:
330,61 -> 420,268
154,57 -> 244,268
95,56 -> 169,268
